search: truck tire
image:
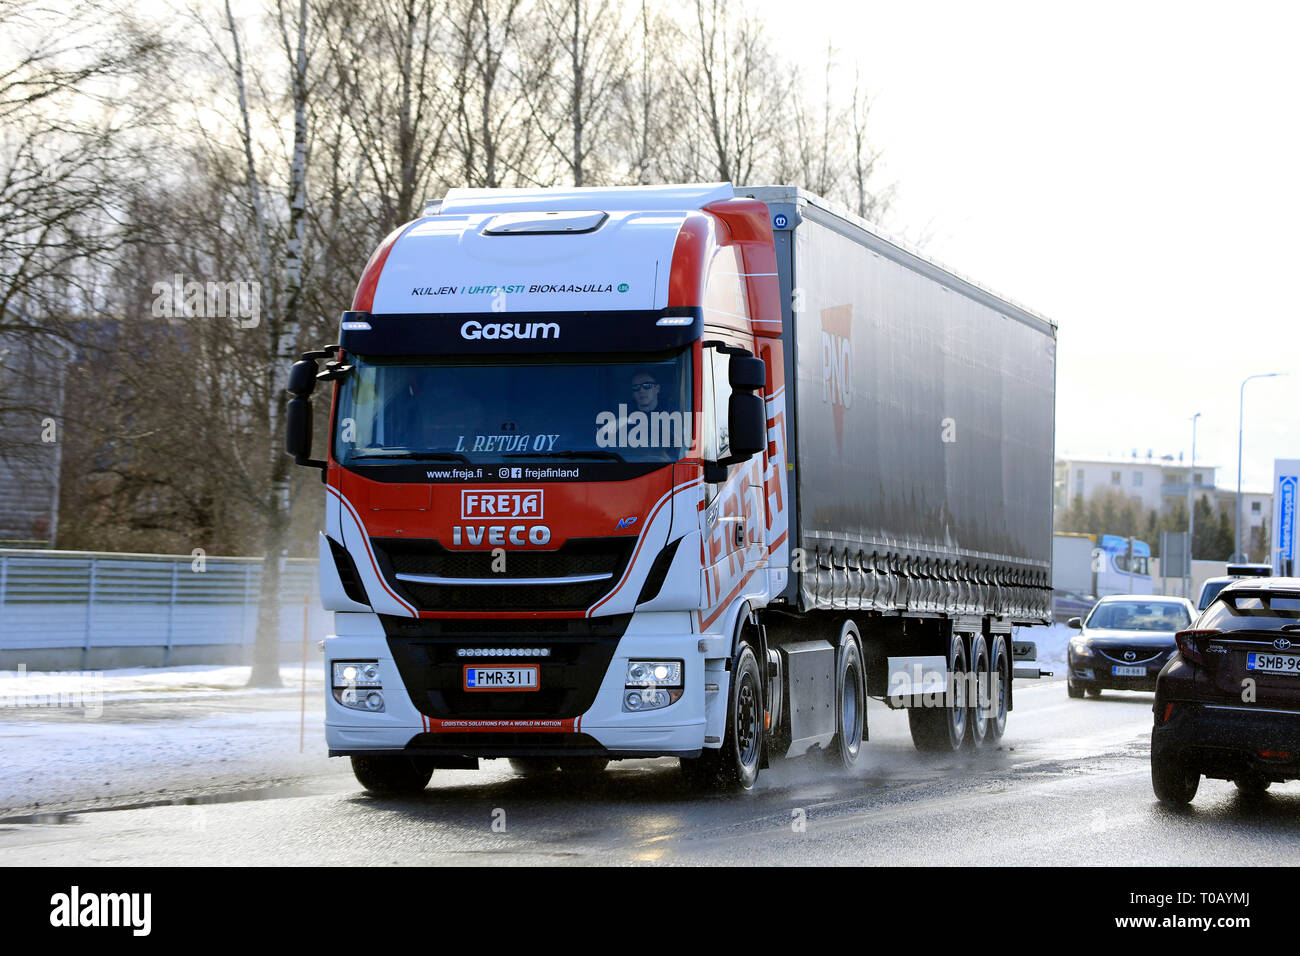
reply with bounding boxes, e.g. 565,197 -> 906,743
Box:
351,755 -> 434,795
908,631 -> 969,753
680,642 -> 763,791
508,757 -> 559,776
967,634 -> 990,748
559,757 -> 610,778
827,621 -> 866,769
984,634 -> 1010,744
1150,737 -> 1198,805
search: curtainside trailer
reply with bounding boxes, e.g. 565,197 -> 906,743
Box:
286,183 -> 1056,792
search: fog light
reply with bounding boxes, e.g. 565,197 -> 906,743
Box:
622,687 -> 682,713
365,692 -> 383,711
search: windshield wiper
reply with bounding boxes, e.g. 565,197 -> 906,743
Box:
503,449 -> 626,462
349,451 -> 472,463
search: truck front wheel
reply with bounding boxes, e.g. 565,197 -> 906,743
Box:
680,642 -> 763,791
351,755 -> 434,794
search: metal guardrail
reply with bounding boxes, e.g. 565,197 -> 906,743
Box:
0,549 -> 324,660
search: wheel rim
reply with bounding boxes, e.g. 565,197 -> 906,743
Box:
842,660 -> 862,752
736,673 -> 760,768
949,644 -> 967,741
992,645 -> 1009,733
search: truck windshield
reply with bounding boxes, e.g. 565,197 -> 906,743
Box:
333,351 -> 693,466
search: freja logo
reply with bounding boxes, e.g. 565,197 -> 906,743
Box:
50,886 -> 151,936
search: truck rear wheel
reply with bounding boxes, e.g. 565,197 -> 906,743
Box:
985,634 -> 1010,744
680,642 -> 763,791
351,755 -> 434,795
827,621 -> 866,769
908,631 -> 969,753
967,634 -> 990,748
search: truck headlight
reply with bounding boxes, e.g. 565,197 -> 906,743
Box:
333,660 -> 385,712
622,660 -> 683,712
625,660 -> 682,687
333,661 -> 382,687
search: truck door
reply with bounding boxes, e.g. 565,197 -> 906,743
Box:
700,341 -> 767,612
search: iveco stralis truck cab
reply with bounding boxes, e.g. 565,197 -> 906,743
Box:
287,183 -> 791,791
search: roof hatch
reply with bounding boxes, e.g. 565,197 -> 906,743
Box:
482,210 -> 608,235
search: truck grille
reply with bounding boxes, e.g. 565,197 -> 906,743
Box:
372,537 -> 635,612
381,614 -> 630,719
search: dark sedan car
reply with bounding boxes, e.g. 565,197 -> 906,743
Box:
1066,596 -> 1195,698
1151,577 -> 1300,804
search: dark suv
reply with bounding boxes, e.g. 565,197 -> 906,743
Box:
1151,577 -> 1300,804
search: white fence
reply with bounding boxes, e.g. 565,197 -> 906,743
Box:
0,549 -> 324,663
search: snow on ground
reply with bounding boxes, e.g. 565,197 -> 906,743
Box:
0,664 -> 345,817
0,663 -> 323,707
1014,622 -> 1072,672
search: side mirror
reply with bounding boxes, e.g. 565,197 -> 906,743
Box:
286,396 -> 313,460
729,355 -> 766,391
725,392 -> 766,461
1067,617 -> 1083,629
287,359 -> 318,397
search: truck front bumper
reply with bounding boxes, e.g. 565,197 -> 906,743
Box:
324,611 -> 714,759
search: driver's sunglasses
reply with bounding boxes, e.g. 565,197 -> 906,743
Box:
631,382 -> 658,392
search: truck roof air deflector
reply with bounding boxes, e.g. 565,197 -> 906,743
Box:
482,210 -> 608,235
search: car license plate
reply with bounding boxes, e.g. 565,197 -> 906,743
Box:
1246,652 -> 1300,675
463,665 -> 540,691
1112,665 -> 1146,677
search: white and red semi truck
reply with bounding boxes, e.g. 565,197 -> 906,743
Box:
285,183 -> 1056,792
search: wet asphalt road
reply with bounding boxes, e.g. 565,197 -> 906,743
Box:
2,679 -> 1298,866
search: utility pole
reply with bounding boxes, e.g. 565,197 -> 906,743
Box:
1237,373 -> 1285,562
1187,412 -> 1200,598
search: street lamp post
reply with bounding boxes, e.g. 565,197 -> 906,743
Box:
1188,412 -> 1200,597
1237,373 -> 1286,562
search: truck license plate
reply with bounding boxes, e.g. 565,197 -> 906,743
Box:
1111,665 -> 1146,677
1247,652 -> 1300,675
464,665 -> 540,691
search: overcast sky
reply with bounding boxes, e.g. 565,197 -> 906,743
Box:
756,0 -> 1298,491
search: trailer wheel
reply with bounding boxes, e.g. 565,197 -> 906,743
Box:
967,634 -> 990,749
908,631 -> 969,753
985,634 -> 1010,744
680,642 -> 763,791
508,757 -> 559,776
350,755 -> 434,795
827,621 -> 866,769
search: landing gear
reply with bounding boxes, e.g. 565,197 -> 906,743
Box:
909,631 -> 970,752
680,642 -> 763,791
